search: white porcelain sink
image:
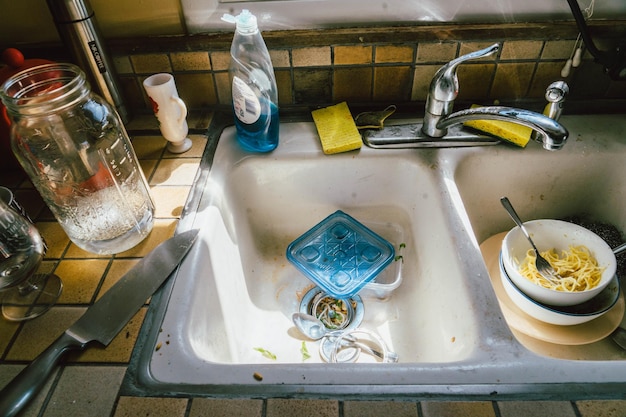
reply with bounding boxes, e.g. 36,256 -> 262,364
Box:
125,113 -> 626,398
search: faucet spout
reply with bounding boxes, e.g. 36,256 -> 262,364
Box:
438,106 -> 569,151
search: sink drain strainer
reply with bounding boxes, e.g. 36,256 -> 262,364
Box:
299,287 -> 364,331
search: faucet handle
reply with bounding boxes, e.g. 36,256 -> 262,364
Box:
423,43 -> 500,137
428,43 -> 500,103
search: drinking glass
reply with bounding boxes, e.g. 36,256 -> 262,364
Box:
0,187 -> 62,321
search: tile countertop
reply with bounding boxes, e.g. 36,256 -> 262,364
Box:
2,114 -> 626,417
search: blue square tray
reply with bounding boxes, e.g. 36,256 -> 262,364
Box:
286,210 -> 395,299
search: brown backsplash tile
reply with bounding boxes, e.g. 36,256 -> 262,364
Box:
416,42 -> 458,63
109,23 -> 624,113
374,66 -> 412,102
375,45 -> 414,63
334,67 -> 373,102
170,51 -> 211,71
293,68 -> 333,103
500,40 -> 543,60
334,45 -> 373,65
292,46 -> 331,67
491,62 -> 536,99
130,53 -> 172,74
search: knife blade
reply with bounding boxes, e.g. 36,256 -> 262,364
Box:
0,228 -> 199,417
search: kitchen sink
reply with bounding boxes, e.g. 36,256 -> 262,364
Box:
124,113 -> 626,399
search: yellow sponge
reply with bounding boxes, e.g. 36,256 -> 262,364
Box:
463,105 -> 532,148
311,102 -> 362,154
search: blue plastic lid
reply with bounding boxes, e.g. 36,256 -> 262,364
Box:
287,210 -> 395,299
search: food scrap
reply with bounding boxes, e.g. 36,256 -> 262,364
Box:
253,372 -> 263,381
254,347 -> 277,360
301,342 -> 311,361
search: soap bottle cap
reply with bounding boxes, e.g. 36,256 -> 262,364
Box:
221,9 -> 258,35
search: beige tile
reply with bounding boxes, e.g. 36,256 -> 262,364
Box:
266,399 -> 339,417
375,45 -> 414,63
37,221 -> 70,259
498,401 -> 576,417
164,135 -> 207,159
411,65 -> 439,100
529,61 -> 567,98
150,185 -> 190,218
491,62 -> 535,99
42,366 -> 126,417
171,51 -> 211,71
55,259 -> 110,304
421,401 -> 496,417
334,45 -> 373,65
576,400 -> 626,417
542,40 -> 577,60
292,46 -> 331,67
140,159 -> 160,183
344,400 -> 418,417
130,135 -> 167,160
6,307 -> 83,361
112,55 -> 134,74
0,364 -> 59,417
501,40 -> 543,60
456,63 -> 496,102
115,218 -> 178,258
114,397 -> 188,417
269,49 -> 291,68
189,398 -> 263,417
131,53 -> 172,74
275,69 -> 293,105
210,51 -> 231,71
150,158 -> 201,186
417,42 -> 458,63
96,259 -> 140,300
0,319 -> 20,357
176,72 -> 218,108
215,71 -> 232,104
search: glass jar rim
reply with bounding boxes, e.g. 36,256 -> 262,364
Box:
0,63 -> 89,116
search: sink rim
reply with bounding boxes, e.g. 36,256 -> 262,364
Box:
122,113 -> 626,400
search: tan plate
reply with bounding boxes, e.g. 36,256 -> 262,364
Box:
480,232 -> 625,346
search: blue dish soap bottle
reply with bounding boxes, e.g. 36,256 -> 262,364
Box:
222,10 -> 279,152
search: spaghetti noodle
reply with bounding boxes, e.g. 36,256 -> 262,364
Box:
517,245 -> 604,292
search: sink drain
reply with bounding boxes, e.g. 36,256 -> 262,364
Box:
299,287 -> 364,331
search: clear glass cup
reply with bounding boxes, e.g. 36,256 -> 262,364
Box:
0,187 -> 62,321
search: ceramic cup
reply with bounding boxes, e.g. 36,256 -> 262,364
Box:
143,73 -> 192,153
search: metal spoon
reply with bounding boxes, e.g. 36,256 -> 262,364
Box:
292,313 -> 398,361
500,197 -> 563,285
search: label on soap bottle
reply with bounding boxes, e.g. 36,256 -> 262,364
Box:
232,76 -> 261,125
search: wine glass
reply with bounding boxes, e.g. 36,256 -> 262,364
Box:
0,187 -> 62,321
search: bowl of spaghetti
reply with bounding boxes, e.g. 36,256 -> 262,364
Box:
502,219 -> 616,306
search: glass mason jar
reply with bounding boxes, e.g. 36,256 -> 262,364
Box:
0,63 -> 154,255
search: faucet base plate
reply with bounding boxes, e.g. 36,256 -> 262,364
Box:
362,121 -> 500,149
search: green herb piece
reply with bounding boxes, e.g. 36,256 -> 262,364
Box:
301,341 -> 311,361
254,347 -> 277,360
394,255 -> 404,263
399,243 -> 406,249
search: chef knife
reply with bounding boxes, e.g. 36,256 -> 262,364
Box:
0,228 -> 199,417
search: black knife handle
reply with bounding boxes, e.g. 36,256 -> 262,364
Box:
0,332 -> 86,417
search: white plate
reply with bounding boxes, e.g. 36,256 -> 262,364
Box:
481,232 -> 625,346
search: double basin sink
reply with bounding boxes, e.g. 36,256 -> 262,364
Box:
124,113 -> 626,399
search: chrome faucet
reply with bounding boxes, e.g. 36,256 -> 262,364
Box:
422,43 -> 568,150
362,43 -> 569,150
